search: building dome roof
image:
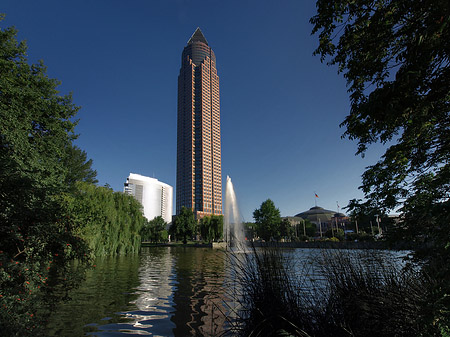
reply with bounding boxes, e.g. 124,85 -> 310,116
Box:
334,212 -> 346,218
294,206 -> 336,224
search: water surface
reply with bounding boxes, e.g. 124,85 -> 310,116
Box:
47,247 -> 227,336
46,247 -> 408,336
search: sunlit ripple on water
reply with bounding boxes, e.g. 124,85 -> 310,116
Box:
108,246 -> 228,337
122,248 -> 178,335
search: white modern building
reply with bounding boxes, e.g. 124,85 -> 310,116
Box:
124,173 -> 173,224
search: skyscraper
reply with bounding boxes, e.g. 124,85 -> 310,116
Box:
176,28 -> 222,218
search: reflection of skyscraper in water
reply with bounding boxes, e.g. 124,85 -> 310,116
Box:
123,248 -> 227,335
198,269 -> 228,336
170,248 -> 226,336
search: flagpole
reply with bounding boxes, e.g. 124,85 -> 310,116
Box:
335,201 -> 339,235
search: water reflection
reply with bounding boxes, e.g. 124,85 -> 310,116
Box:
123,247 -> 227,336
46,255 -> 141,336
125,247 -> 176,335
169,247 -> 226,336
47,247 -> 228,336
46,247 -> 408,336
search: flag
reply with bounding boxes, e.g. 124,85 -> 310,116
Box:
315,193 -> 319,198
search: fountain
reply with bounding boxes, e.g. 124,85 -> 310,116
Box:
223,176 -> 246,249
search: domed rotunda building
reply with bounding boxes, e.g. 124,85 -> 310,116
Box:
292,206 -> 350,236
294,206 -> 336,225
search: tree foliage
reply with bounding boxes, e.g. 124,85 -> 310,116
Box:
170,207 -> 196,244
344,198 -> 391,234
311,0 -> 450,332
253,199 -> 282,241
304,219 -> 317,238
140,216 -> 168,243
291,219 -> 317,239
0,17 -> 90,335
0,15 -> 151,335
279,218 -> 294,240
325,228 -> 345,241
64,143 -> 98,189
66,182 -> 145,255
199,215 -> 223,242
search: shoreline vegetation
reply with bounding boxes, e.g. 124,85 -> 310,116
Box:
222,245 -> 429,337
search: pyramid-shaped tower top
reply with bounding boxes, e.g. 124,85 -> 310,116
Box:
187,27 -> 209,45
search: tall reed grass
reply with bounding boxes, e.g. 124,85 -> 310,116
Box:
220,245 -> 435,337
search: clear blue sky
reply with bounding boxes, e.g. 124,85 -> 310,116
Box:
2,0 -> 385,221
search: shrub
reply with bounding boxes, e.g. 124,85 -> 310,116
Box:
325,237 -> 340,242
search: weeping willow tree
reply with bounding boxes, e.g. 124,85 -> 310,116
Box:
66,182 -> 145,256
199,215 -> 223,243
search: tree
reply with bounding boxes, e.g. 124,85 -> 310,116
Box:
210,215 -> 224,242
253,199 -> 282,241
345,198 -> 389,234
325,228 -> 345,241
66,182 -> 145,255
279,218 -> 294,241
170,207 -> 196,244
304,220 -> 317,238
199,215 -> 223,242
311,0 -> 450,332
0,17 -> 90,335
141,216 -> 168,243
199,216 -> 212,242
64,143 -> 98,188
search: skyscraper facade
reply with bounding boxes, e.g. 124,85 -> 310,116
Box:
176,28 -> 222,218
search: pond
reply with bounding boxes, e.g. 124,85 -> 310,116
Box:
45,247 -> 408,336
